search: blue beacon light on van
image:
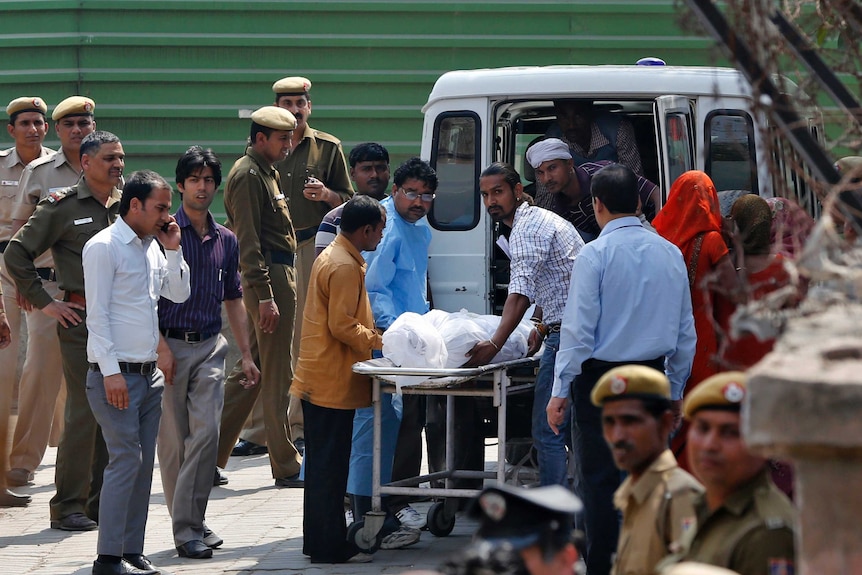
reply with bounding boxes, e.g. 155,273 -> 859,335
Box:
636,57 -> 667,66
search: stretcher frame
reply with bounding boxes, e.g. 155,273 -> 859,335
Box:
350,356 -> 539,545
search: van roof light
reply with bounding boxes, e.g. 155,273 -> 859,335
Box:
636,57 -> 666,66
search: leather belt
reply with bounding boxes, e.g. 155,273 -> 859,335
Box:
295,225 -> 320,244
36,268 -> 57,282
0,240 -> 7,253
581,356 -> 665,373
161,328 -> 216,343
90,361 -> 157,376
264,249 -> 294,267
64,292 -> 86,307
547,323 -> 562,333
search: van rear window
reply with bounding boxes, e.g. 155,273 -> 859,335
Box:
705,111 -> 758,193
429,112 -> 481,231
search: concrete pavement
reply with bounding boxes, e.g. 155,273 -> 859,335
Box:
0,444 -> 488,574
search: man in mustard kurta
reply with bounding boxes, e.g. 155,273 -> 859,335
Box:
290,194 -> 384,564
592,365 -> 703,575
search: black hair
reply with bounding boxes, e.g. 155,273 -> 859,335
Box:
349,142 -> 389,168
393,157 -> 438,191
480,162 -> 521,191
80,130 -> 120,161
249,121 -> 274,144
340,195 -> 384,233
119,170 -> 171,217
590,163 -> 639,214
175,146 -> 222,189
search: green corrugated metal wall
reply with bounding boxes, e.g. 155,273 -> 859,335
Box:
0,0 -> 720,217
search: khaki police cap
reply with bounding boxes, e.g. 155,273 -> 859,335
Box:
52,96 -> 96,121
250,106 -> 296,131
661,562 -> 741,575
683,371 -> 747,420
6,97 -> 48,118
836,156 -> 862,175
272,76 -> 312,96
591,365 -> 671,406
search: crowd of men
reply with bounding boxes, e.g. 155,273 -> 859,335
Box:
0,78 -> 798,575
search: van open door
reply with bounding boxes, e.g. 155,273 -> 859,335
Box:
425,102 -> 490,314
655,95 -> 695,199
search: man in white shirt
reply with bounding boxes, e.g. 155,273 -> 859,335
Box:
83,169 -> 190,575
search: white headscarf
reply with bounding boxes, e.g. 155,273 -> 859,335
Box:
525,138 -> 572,169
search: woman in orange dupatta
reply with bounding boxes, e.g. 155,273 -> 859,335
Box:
653,171 -> 739,470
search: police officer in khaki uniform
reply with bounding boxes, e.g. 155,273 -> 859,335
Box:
468,482 -> 583,575
217,106 -> 304,486
227,77 -> 354,459
5,128 -> 123,531
663,372 -> 796,575
5,95 -> 96,487
0,97 -> 54,490
591,365 -> 703,575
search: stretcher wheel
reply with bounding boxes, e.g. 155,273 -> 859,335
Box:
427,501 -> 456,537
347,519 -> 382,553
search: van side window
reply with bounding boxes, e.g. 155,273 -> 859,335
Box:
429,113 -> 480,231
705,111 -> 758,193
665,112 -> 693,186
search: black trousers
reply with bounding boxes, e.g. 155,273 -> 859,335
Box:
301,400 -> 357,562
572,357 -> 664,575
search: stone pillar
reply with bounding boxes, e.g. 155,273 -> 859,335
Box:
745,303 -> 862,575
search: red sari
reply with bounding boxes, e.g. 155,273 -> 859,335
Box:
653,171 -> 730,470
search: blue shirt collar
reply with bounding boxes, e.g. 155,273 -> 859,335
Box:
598,215 -> 643,237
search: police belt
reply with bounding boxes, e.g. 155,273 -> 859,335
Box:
36,268 -> 57,282
161,328 -> 217,343
0,240 -> 7,253
89,361 -> 157,376
295,224 -> 320,244
546,323 -> 562,333
264,249 -> 295,267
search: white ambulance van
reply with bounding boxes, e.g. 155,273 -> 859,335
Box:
421,64 -> 822,315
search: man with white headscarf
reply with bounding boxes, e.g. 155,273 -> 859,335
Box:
527,138 -> 659,243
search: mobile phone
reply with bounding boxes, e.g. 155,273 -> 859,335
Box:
161,222 -> 170,233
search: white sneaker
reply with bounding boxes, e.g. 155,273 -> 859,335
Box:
396,505 -> 426,530
345,509 -> 354,526
347,552 -> 373,563
380,526 -> 420,550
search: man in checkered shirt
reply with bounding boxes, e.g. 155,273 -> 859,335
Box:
464,161 -> 584,489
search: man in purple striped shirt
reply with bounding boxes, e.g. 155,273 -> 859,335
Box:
156,146 -> 259,560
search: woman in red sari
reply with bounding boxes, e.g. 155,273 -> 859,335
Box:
653,171 -> 739,469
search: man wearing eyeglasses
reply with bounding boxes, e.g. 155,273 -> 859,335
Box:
346,157 -> 438,547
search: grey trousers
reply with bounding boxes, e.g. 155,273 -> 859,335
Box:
158,334 -> 228,546
86,368 -> 163,556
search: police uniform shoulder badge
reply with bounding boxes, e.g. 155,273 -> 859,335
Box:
249,168 -> 257,176
46,187 -> 72,204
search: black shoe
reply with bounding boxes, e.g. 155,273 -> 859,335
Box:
51,512 -> 98,531
231,439 -> 268,456
274,474 -> 304,488
213,468 -> 228,487
177,539 -> 213,559
202,526 -> 223,549
294,438 -> 305,457
122,554 -> 159,573
91,558 -> 157,575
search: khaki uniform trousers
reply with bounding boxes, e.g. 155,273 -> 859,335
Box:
0,275 -> 22,486
239,237 -> 313,446
8,278 -> 67,473
50,310 -> 109,521
217,261 -> 301,478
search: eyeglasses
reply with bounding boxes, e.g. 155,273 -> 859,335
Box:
399,187 -> 435,202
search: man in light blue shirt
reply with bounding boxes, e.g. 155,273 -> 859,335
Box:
547,163 -> 696,575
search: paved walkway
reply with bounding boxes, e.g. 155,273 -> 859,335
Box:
0,444 -> 492,574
